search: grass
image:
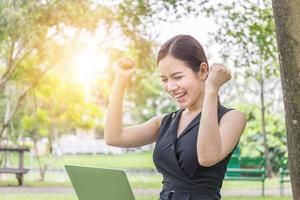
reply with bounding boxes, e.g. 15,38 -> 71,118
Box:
0,173 -> 292,200
0,194 -> 292,200
0,171 -> 291,190
2,151 -> 289,188
0,194 -> 76,200
1,151 -> 292,200
3,151 -> 155,169
0,194 -> 157,200
0,173 -> 163,188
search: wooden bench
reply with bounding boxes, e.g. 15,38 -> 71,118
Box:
0,147 -> 30,186
225,154 -> 266,196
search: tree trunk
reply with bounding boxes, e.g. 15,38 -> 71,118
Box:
272,1 -> 300,199
34,141 -> 47,181
1,85 -> 12,144
259,66 -> 272,177
0,69 -> 49,139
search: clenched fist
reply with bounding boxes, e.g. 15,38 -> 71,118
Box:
112,57 -> 136,83
205,63 -> 231,92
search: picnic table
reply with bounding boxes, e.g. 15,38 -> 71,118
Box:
0,147 -> 30,186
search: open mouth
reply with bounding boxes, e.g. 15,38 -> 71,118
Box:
173,92 -> 187,99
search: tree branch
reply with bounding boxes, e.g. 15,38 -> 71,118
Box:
0,67 -> 52,139
0,31 -> 60,92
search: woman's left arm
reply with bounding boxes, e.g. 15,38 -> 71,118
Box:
197,64 -> 246,167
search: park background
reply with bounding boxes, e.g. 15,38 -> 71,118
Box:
0,0 -> 296,199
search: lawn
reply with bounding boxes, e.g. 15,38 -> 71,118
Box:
0,194 -> 292,200
5,151 -> 156,169
1,151 -> 292,200
0,171 -> 291,190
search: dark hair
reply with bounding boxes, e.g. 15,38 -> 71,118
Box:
157,34 -> 221,106
157,35 -> 208,73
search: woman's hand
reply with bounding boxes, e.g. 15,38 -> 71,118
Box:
112,57 -> 136,84
205,63 -> 231,93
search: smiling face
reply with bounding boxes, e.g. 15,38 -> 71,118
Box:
159,55 -> 208,110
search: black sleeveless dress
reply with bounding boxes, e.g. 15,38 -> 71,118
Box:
153,105 -> 237,200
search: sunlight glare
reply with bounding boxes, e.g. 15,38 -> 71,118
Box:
73,47 -> 109,88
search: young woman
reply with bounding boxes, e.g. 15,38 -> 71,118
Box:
105,35 -> 246,200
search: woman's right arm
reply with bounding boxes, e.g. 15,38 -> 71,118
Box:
104,60 -> 164,148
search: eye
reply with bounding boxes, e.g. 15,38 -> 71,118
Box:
174,76 -> 183,80
161,78 -> 167,83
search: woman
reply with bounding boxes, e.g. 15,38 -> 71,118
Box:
105,34 -> 246,200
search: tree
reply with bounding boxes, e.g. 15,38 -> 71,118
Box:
0,0 -> 210,143
21,108 -> 50,181
236,103 -> 286,172
272,0 -> 300,198
0,0 -> 113,142
35,74 -> 103,141
202,0 -> 280,177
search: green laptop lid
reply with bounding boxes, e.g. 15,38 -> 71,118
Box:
65,165 -> 135,200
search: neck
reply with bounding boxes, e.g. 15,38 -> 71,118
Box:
185,87 -> 206,114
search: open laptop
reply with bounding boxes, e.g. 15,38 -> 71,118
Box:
65,165 -> 135,200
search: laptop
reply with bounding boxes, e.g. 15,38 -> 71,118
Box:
65,165 -> 136,200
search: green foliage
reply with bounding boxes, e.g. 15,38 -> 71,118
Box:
0,0 -> 218,145
126,65 -> 177,123
21,108 -> 51,140
202,0 -> 279,78
236,103 -> 286,172
202,0 -> 283,175
0,0 -> 149,141
0,0 -> 111,65
0,0 -> 115,142
35,73 -> 104,135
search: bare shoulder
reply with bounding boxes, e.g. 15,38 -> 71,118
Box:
149,114 -> 168,128
220,109 -> 246,131
220,110 -> 246,136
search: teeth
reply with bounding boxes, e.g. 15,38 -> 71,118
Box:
174,92 -> 185,98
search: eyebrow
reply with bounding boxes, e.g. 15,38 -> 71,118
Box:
159,72 -> 183,78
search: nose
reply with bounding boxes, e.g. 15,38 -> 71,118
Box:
167,81 -> 178,92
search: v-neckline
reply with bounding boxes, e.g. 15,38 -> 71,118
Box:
175,109 -> 202,139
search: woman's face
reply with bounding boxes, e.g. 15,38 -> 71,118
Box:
158,55 -> 207,109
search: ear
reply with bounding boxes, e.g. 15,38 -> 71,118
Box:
198,62 -> 209,81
